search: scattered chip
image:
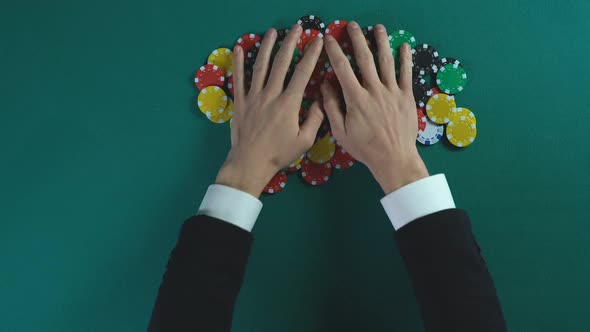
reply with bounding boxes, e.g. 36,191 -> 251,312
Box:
436,63 -> 468,95
194,64 -> 225,91
450,107 -> 476,124
426,93 -> 456,124
330,146 -> 356,170
263,171 -> 288,194
413,78 -> 429,108
236,33 -> 262,54
417,118 -> 444,145
388,30 -> 417,58
417,107 -> 427,132
412,44 -> 439,76
301,158 -> 332,186
297,15 -> 326,33
326,20 -> 352,52
307,133 -> 336,164
297,29 -> 323,52
207,48 -> 233,76
447,117 -> 477,147
197,86 -> 228,121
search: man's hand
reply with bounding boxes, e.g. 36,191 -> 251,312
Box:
322,22 -> 429,194
216,25 -> 325,197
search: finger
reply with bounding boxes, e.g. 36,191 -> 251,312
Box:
374,24 -> 397,88
299,100 -> 325,148
285,36 -> 324,98
232,45 -> 246,106
266,24 -> 302,96
250,28 -> 277,94
347,21 -> 380,87
321,82 -> 346,140
323,34 -> 362,99
398,43 -> 413,92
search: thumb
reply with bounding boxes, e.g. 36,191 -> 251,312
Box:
299,100 -> 325,148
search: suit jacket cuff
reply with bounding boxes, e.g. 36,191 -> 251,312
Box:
197,184 -> 263,232
380,174 -> 455,230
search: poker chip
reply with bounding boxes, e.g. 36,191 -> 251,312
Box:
417,107 -> 427,132
307,134 -> 336,164
412,44 -> 439,76
427,86 -> 442,98
417,118 -> 444,145
194,64 -> 225,91
449,107 -> 476,124
236,33 -> 262,53
245,42 -> 261,68
263,171 -> 288,194
297,29 -> 323,52
207,48 -> 233,76
300,158 -> 332,186
325,20 -> 352,51
447,117 -> 477,147
362,26 -> 376,51
316,120 -> 331,141
197,86 -> 228,121
323,64 -> 337,82
388,30 -> 416,57
297,15 -> 326,33
303,82 -> 321,99
436,63 -> 468,95
425,93 -> 456,124
226,75 -> 234,97
433,57 -> 463,73
413,78 -> 429,108
330,146 -> 356,170
204,98 -> 233,124
276,28 -> 289,44
286,154 -> 305,172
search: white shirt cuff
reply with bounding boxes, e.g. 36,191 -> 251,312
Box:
197,184 -> 263,232
380,174 -> 456,230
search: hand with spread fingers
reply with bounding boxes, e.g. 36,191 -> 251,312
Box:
216,24 -> 325,198
321,22 -> 429,194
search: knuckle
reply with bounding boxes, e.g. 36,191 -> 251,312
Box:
356,51 -> 372,64
252,61 -> 265,72
379,53 -> 393,66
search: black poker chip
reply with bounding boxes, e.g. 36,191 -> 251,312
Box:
412,44 -> 440,76
413,78 -> 429,108
432,57 -> 463,73
362,26 -> 376,48
276,28 -> 289,44
297,15 -> 326,33
316,119 -> 331,141
245,42 -> 260,68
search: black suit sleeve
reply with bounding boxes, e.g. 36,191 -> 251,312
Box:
148,215 -> 253,332
394,209 -> 507,332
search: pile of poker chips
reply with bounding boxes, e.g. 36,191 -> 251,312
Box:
193,14 -> 477,194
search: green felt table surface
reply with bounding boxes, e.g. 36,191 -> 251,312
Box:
1,0 -> 589,331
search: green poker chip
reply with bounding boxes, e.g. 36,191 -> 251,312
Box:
436,63 -> 468,95
388,30 -> 417,58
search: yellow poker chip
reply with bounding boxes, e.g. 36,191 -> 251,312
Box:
446,118 -> 477,147
449,107 -> 476,124
206,98 -> 233,124
426,93 -> 456,124
307,134 -> 336,164
197,86 -> 228,122
288,154 -> 304,168
207,48 -> 233,76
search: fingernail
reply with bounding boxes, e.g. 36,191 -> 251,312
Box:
375,24 -> 385,32
403,43 -> 410,51
234,45 -> 242,54
349,21 -> 360,30
292,24 -> 302,31
267,28 -> 276,37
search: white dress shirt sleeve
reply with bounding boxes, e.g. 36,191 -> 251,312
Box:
197,184 -> 263,232
380,174 -> 456,230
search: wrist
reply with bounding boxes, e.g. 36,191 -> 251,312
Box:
215,154 -> 276,198
370,151 -> 429,195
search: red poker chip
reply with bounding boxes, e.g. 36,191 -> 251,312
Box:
325,20 -> 352,53
303,82 -> 321,99
286,163 -> 302,173
427,86 -> 442,98
301,158 -> 332,186
309,60 -> 325,86
417,107 -> 427,132
236,33 -> 262,53
226,75 -> 234,97
194,64 -> 225,90
263,171 -> 288,194
297,29 -> 323,52
330,146 -> 356,170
